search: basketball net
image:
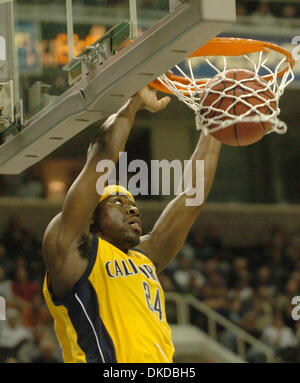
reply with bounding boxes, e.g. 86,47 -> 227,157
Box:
156,46 -> 295,136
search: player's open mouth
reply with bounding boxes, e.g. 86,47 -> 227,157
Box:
128,219 -> 142,235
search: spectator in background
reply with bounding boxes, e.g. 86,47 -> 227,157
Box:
158,273 -> 177,293
12,266 -> 40,309
165,241 -> 196,274
255,286 -> 274,327
173,256 -> 205,294
294,322 -> 300,361
280,278 -> 300,330
200,272 -> 228,316
236,3 -> 248,17
251,225 -> 289,287
249,2 -> 277,26
1,216 -> 25,259
0,265 -> 13,302
228,257 -> 249,288
255,265 -> 276,293
285,234 -> 300,272
17,324 -> 61,363
261,312 -> 297,357
232,269 -> 253,306
280,278 -> 300,320
0,243 -> 13,277
239,0 -> 259,15
281,4 -> 297,19
17,326 -> 44,363
238,296 -> 271,338
22,294 -> 51,329
285,278 -> 299,299
192,224 -> 223,262
0,215 -> 63,363
0,308 -> 32,362
227,294 -> 242,323
1,216 -> 40,265
201,258 -> 222,286
32,338 -> 61,363
15,173 -> 44,198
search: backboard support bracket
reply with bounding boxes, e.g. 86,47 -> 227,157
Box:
63,22 -> 131,86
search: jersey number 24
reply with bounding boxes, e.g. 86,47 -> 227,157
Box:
142,281 -> 163,321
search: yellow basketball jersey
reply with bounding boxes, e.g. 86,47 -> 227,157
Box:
43,234 -> 174,363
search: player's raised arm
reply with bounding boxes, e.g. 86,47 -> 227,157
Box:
42,86 -> 171,295
138,133 -> 222,273
55,96 -> 143,249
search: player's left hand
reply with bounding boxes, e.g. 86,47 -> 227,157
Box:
137,85 -> 171,113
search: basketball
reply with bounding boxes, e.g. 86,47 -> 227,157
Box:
199,69 -> 277,146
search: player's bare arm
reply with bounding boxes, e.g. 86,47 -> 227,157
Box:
138,133 -> 221,273
42,86 -> 170,298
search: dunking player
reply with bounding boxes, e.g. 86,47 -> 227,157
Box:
42,85 -> 222,363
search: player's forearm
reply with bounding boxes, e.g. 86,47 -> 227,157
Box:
182,133 -> 221,202
89,94 -> 143,163
198,135 -> 222,201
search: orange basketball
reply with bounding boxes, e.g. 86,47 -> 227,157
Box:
199,69 -> 277,146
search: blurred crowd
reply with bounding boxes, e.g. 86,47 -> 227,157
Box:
237,0 -> 300,20
0,214 -> 300,362
0,174 -> 45,199
15,0 -> 169,9
160,224 -> 300,363
14,0 -> 300,19
0,216 -> 62,363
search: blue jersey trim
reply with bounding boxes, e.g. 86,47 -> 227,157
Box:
46,234 -> 117,363
131,247 -> 149,257
64,279 -> 117,363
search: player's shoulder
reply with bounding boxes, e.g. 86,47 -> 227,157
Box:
42,212 -> 66,276
42,212 -> 62,255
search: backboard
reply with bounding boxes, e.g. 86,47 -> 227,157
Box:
0,0 -> 236,174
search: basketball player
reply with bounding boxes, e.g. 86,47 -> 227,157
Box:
42,85 -> 222,363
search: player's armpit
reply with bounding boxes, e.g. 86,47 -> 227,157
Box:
42,212 -> 95,299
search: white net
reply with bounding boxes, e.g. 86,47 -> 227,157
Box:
157,50 -> 295,136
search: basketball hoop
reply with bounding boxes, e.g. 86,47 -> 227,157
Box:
150,38 -> 295,136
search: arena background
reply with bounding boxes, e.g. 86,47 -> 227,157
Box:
0,0 -> 300,363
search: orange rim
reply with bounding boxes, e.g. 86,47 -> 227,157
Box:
149,37 -> 295,95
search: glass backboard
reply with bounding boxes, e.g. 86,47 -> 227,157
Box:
13,0 -> 173,114
0,0 -> 236,174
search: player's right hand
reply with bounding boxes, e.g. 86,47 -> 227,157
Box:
137,85 -> 171,113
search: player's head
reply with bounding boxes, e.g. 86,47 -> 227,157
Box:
90,185 -> 141,252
